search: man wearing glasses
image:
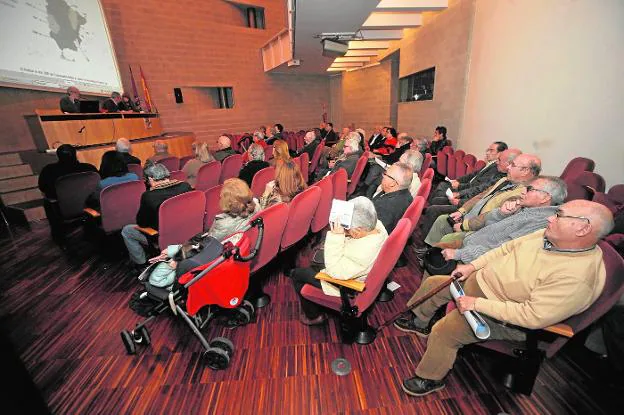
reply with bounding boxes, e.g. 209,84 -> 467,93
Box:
372,163 -> 414,234
397,199 -> 614,397
438,176 -> 567,262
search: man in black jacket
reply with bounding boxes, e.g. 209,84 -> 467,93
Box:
368,126 -> 385,150
121,163 -> 192,268
239,143 -> 269,187
297,130 -> 321,161
372,162 -> 414,234
102,91 -> 123,112
59,86 -> 81,113
99,138 -> 141,175
323,122 -> 338,145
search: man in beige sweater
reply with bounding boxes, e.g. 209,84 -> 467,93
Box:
396,200 -> 614,397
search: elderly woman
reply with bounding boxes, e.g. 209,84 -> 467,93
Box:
204,178 -> 260,241
182,142 -> 216,187
289,197 -> 389,325
239,143 -> 270,187
269,139 -> 292,167
260,159 -> 307,209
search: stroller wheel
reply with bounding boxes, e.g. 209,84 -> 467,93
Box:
205,347 -> 230,370
137,326 -> 151,346
242,300 -> 256,318
120,330 -> 136,355
226,307 -> 251,327
210,337 -> 234,356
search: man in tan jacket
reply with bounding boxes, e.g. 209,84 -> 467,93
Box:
396,200 -> 614,397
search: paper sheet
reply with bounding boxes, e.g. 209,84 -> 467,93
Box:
329,199 -> 354,228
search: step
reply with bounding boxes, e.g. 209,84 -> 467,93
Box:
0,164 -> 33,180
0,175 -> 39,193
4,199 -> 46,224
1,188 -> 43,206
0,153 -> 22,167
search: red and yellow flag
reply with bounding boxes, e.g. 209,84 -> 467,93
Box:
139,65 -> 153,112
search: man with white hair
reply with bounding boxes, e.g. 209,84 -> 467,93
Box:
328,134 -> 363,178
289,196 -> 388,325
368,125 -> 385,150
60,86 -> 80,113
214,135 -> 236,162
147,140 -> 171,164
372,162 -> 414,234
369,150 -> 423,199
99,138 -> 141,175
397,200 -> 614,397
238,143 -> 269,187
296,130 -> 321,161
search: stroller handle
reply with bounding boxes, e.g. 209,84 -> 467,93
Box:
234,217 -> 264,262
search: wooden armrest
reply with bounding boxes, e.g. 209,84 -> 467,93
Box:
134,226 -> 159,236
315,272 -> 365,292
83,208 -> 101,218
543,323 -> 574,338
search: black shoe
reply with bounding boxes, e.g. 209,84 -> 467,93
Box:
395,255 -> 407,268
393,316 -> 431,338
401,375 -> 445,396
413,246 -> 429,255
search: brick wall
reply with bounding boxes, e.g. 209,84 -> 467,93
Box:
0,0 -> 329,153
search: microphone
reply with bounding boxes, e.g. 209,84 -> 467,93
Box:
78,126 -> 85,133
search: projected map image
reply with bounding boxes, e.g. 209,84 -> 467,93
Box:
0,0 -> 122,95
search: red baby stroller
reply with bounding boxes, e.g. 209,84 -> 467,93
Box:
120,218 -> 264,370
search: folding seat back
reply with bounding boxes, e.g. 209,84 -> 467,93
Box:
55,172 -> 100,219
608,184 -> 624,206
310,175 -> 333,233
100,180 -> 145,233
203,184 -> 223,231
169,170 -> 187,182
592,192 -> 618,213
560,157 -> 595,181
473,160 -> 487,172
280,186 -> 321,249
128,163 -> 143,179
195,161 -> 221,191
264,145 -> 273,161
422,168 -> 434,181
455,154 -> 467,178
573,171 -> 606,193
442,146 -> 454,155
463,154 -> 477,170
308,140 -> 325,176
179,155 -> 194,170
331,168 -> 348,201
565,183 -> 593,202
416,178 -> 432,200
250,166 -> 275,198
158,190 -> 205,247
401,196 -> 425,235
454,150 -> 465,158
419,153 -> 432,178
157,156 -> 180,172
346,155 -> 368,196
446,152 -> 458,179
298,152 -> 309,183
436,151 -> 448,176
244,202 -> 289,273
219,154 -> 243,184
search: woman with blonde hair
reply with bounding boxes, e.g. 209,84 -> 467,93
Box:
182,142 -> 216,187
269,139 -> 292,167
260,159 -> 307,209
205,178 -> 260,241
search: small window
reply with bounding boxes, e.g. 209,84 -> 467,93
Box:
399,67 -> 435,102
245,7 -> 265,29
207,87 -> 234,109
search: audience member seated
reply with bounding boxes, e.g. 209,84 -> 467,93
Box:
368,125 -> 385,151
372,127 -> 398,156
88,152 -> 139,207
239,143 -> 269,187
38,144 -> 98,244
411,137 -> 429,155
289,197 -> 389,325
203,178 -> 260,241
252,131 -> 268,149
395,200 -> 613,397
182,142 -> 216,187
438,176 -> 567,262
269,139 -> 292,167
102,91 -> 123,113
100,138 -> 141,175
422,153 -> 541,248
323,122 -> 338,145
266,123 -> 284,145
319,121 -> 327,139
315,134 -> 362,180
121,163 -> 193,270
417,149 -> 522,249
147,140 -> 171,164
296,130 -> 321,161
326,127 -> 351,160
59,86 -> 80,113
213,135 -> 237,162
362,134 -> 414,194
426,126 -> 451,160
430,141 -> 508,206
371,162 -> 414,234
259,159 -> 307,209
368,150 -> 423,199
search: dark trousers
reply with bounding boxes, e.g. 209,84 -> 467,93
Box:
419,204 -> 457,241
290,267 -> 324,318
43,199 -> 65,244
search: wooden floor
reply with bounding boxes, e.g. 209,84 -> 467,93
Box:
0,222 -> 620,414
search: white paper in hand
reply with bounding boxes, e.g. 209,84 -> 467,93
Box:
374,158 -> 388,170
445,188 -> 454,199
444,176 -> 452,183
329,199 -> 354,228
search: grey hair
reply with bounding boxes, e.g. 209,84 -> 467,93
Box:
154,140 -> 168,152
527,159 -> 542,176
253,131 -> 265,140
344,138 -> 360,152
393,162 -> 413,189
349,196 -> 378,231
111,91 -> 121,99
116,138 -> 131,153
538,176 -> 567,205
144,162 -> 170,180
594,208 -> 615,239
248,143 -> 265,161
348,131 -> 362,142
399,150 -> 423,173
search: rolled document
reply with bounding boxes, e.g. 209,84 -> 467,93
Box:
449,280 -> 491,340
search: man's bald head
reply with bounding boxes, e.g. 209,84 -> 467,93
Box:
508,153 -> 541,182
545,200 -> 614,248
496,148 -> 522,173
218,135 -> 231,149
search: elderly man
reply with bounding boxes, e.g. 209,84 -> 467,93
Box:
439,176 -> 567,262
368,125 -> 385,150
328,135 -> 363,178
423,152 -> 541,247
289,197 -> 388,325
372,162 -> 414,234
373,127 -> 398,156
297,130 -> 321,161
326,127 -> 351,160
368,150 -> 423,199
396,200 -> 614,396
121,163 -> 192,270
59,86 -> 80,113
239,143 -> 269,187
411,138 -> 428,155
214,135 -> 236,161
99,138 -> 141,175
147,140 -> 171,164
430,141 -> 508,205
266,123 -> 283,145
102,91 -> 123,113
324,122 -> 338,145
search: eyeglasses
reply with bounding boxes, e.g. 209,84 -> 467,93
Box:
509,162 -> 529,170
525,185 -> 550,196
383,172 -> 399,185
554,209 -> 590,224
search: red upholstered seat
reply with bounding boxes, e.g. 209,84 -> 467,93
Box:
419,153 -> 432,179
311,175 -> 333,233
572,171 -> 606,193
55,171 -> 100,220
128,163 -> 143,179
263,145 -> 273,161
219,154 -> 243,184
298,152 -> 309,184
422,167 -> 434,182
280,186 -> 321,250
250,166 -> 275,199
194,161 -> 221,191
436,151 -> 448,176
446,152 -> 457,179
203,184 -> 223,231
157,190 -> 205,247
157,156 -> 180,172
308,139 -> 325,177
608,184 -> 624,206
416,178 -> 432,200
99,180 -> 145,233
169,170 -> 187,182
402,196 -> 425,235
179,155 -> 194,170
463,154 -> 477,169
473,159 -> 487,172
331,168 -> 348,201
346,155 -> 368,196
560,157 -> 595,181
244,202 -> 289,273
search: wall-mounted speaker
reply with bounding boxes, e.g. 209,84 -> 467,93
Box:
173,88 -> 183,103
